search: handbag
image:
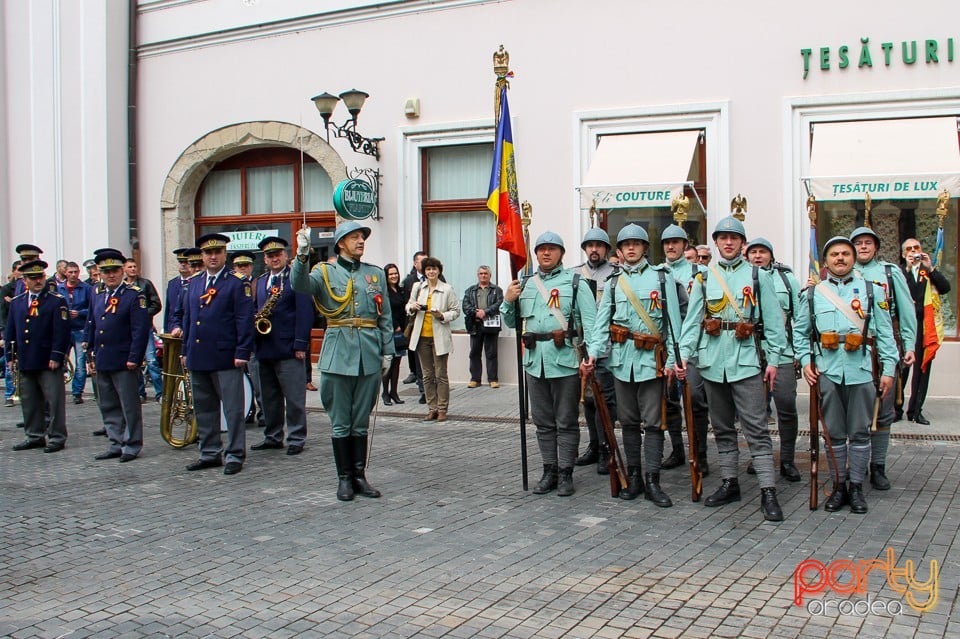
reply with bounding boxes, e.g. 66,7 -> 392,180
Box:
403,282 -> 421,341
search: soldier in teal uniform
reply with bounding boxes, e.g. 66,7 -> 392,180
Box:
659,223 -> 711,475
849,227 -> 916,491
794,236 -> 898,514
745,237 -> 802,482
676,216 -> 786,522
594,224 -> 681,505
501,231 -> 600,497
291,221 -> 395,502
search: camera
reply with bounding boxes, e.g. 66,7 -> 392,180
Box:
913,255 -> 922,263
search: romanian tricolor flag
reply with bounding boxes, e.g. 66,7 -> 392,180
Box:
487,85 -> 527,276
921,226 -> 946,372
808,229 -> 821,283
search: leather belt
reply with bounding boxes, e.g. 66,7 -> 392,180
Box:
327,318 -> 378,329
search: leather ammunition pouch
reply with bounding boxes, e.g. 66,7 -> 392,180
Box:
609,324 -> 630,344
820,331 -> 873,352
522,330 -> 567,350
632,333 -> 660,350
702,317 -> 754,340
820,331 -> 841,350
734,321 -> 754,340
703,317 -> 722,336
843,332 -> 863,352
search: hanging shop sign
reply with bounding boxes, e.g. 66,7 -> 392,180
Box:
222,229 -> 278,251
333,178 -> 377,220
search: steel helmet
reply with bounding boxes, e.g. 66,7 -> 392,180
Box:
746,237 -> 775,257
849,226 -> 880,249
534,231 -> 565,252
580,227 -> 611,250
823,235 -> 855,254
616,223 -> 650,246
711,216 -> 747,241
333,220 -> 372,253
660,224 -> 689,243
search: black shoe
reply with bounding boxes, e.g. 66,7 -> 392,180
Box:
403,373 -> 417,384
73,395 -> 84,404
824,482 -> 848,512
389,392 -> 405,405
4,398 -> 13,407
95,450 -> 122,460
286,445 -> 304,456
43,443 -> 65,453
869,463 -> 891,491
704,478 -> 741,507
661,448 -> 685,470
596,443 -> 610,476
619,466 -> 645,501
893,410 -> 904,423
760,487 -> 783,522
780,462 -> 802,482
13,438 -> 46,451
848,482 -> 868,514
746,461 -> 756,475
575,442 -> 598,466
643,473 -> 672,508
223,462 -> 243,475
381,394 -> 392,406
912,412 -> 930,426
140,395 -> 148,404
186,457 -> 223,471
92,428 -> 107,437
557,468 -> 575,497
119,454 -> 137,463
699,455 -> 710,477
418,394 -> 426,404
251,440 -> 283,450
532,464 -> 558,494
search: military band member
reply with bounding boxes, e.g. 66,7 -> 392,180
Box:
794,236 -> 898,513
171,233 -> 255,476
849,227 -> 916,490
659,223 -> 711,475
594,224 -> 681,505
163,247 -> 196,333
250,237 -> 313,455
572,227 -> 618,475
231,251 -> 256,281
4,259 -> 71,452
676,216 -> 786,522
83,249 -> 151,462
501,231 -> 600,497
13,245 -> 56,296
744,238 -> 802,482
231,249 -> 264,426
292,221 -> 395,501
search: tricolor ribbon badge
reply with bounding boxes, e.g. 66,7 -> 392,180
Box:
742,286 -> 757,308
270,286 -> 280,295
851,297 -> 864,319
374,293 -> 383,315
548,288 -> 561,308
919,269 -> 928,283
28,299 -> 38,316
107,298 -> 119,314
649,290 -> 661,311
200,288 -> 217,304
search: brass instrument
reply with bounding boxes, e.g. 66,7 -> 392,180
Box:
254,282 -> 282,335
10,351 -> 19,403
159,333 -> 198,448
62,353 -> 75,385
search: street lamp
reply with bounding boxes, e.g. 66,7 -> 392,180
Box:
311,89 -> 383,160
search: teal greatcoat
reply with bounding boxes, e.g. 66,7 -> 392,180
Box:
290,254 -> 395,437
793,274 -> 898,385
854,258 -> 917,355
678,257 -> 786,383
665,257 -> 706,296
765,265 -> 802,361
593,260 -> 680,383
500,266 -> 600,379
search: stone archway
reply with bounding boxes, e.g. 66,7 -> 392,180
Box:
159,121 -> 347,278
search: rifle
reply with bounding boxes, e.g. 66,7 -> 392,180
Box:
586,371 -> 628,497
808,359 -> 821,511
664,283 -> 702,502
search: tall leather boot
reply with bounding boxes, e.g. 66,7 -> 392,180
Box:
619,465 -> 645,501
332,438 -> 354,501
557,467 -> 575,497
381,374 -> 392,406
389,360 -> 405,404
351,435 -> 381,498
643,473 -> 672,507
533,464 -> 558,494
760,487 -> 783,522
596,442 -> 610,476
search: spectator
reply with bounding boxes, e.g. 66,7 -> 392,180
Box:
695,245 -> 712,265
57,262 -> 93,403
401,251 -> 427,397
1,260 -> 22,406
83,258 -> 100,286
381,263 -> 408,405
684,246 -> 698,263
123,258 -> 163,401
462,265 -> 503,389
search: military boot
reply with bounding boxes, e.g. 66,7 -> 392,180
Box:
869,463 -> 891,491
532,464 -> 558,494
848,483 -> 868,514
661,447 -> 685,470
574,441 -> 598,466
704,478 -> 741,507
596,442 -> 610,476
618,465 -> 645,501
824,482 -> 848,512
643,473 -> 672,508
699,453 -> 710,477
331,438 -> 354,501
780,462 -> 801,482
351,435 -> 381,498
557,468 -> 575,497
760,487 -> 783,522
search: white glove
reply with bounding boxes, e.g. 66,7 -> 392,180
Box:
296,225 -> 311,257
381,355 -> 393,376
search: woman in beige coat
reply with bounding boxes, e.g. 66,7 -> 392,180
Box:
406,257 -> 461,422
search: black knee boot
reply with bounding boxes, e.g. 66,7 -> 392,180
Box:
332,438 -> 354,501
351,435 -> 381,498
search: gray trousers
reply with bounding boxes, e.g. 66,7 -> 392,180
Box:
770,362 -> 799,463
191,368 -> 246,464
96,368 -> 143,455
258,357 -> 307,446
583,363 -> 617,445
665,364 -> 710,455
703,374 -> 775,488
247,354 -> 265,427
614,377 -> 664,471
819,377 -> 873,484
527,373 -> 580,469
19,369 -> 67,446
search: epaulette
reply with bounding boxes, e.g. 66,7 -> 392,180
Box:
126,284 -> 142,292
48,291 -> 65,299
11,291 -> 27,300
232,271 -> 245,280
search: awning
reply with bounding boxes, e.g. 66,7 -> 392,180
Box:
804,117 -> 960,201
578,130 -> 701,209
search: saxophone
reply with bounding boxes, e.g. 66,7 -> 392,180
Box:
255,281 -> 282,335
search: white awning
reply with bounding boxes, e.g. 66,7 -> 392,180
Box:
578,130 -> 701,209
804,117 -> 960,201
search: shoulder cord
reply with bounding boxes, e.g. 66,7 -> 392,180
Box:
313,263 -> 354,318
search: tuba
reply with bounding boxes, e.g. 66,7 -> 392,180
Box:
159,333 -> 198,448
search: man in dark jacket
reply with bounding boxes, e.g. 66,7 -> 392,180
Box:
123,258 -> 163,400
463,265 -> 504,388
57,262 -> 93,403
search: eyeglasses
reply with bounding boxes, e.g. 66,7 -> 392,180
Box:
696,254 -> 710,261
903,244 -> 922,252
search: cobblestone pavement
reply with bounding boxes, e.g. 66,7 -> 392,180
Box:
1,382 -> 958,638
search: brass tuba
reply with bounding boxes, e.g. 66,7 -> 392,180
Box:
159,333 -> 198,448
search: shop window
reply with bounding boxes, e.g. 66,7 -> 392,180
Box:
422,143 -> 496,331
